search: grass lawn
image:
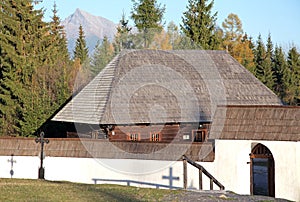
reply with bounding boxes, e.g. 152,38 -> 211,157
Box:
0,178 -> 180,202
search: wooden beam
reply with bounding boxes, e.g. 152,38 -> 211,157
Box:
199,168 -> 203,190
183,158 -> 187,190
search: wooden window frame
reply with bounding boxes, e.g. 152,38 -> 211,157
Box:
192,129 -> 207,142
150,132 -> 161,142
127,133 -> 140,141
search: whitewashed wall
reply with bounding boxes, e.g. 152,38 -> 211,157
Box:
0,155 -> 217,191
0,140 -> 298,201
213,140 -> 300,202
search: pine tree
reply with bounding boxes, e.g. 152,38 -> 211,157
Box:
273,45 -> 288,100
167,21 -> 182,49
254,34 -> 275,90
181,0 -> 220,49
114,12 -> 133,53
0,0 -> 50,136
73,25 -> 89,64
90,36 -> 115,77
131,0 -> 165,48
0,1 -> 73,136
285,47 -> 300,105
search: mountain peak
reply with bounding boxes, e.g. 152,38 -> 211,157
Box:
61,9 -> 117,55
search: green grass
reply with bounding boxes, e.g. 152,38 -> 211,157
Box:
0,178 -> 181,202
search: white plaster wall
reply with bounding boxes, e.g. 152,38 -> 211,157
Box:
43,157 -> 217,191
0,154 -> 219,191
262,141 -> 299,202
214,140 -> 300,202
0,156 -> 40,179
214,140 -> 251,195
0,140 -> 298,201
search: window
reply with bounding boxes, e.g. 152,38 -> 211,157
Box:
150,132 -> 161,142
127,133 -> 140,141
192,129 -> 207,142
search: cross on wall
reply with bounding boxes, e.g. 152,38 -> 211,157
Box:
7,154 -> 16,178
162,167 -> 180,189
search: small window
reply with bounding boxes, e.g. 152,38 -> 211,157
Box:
150,132 -> 161,142
192,129 -> 207,142
127,133 -> 140,141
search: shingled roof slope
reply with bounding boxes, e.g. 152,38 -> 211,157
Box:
52,50 -> 282,125
210,105 -> 300,141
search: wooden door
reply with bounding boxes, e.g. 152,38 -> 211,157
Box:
250,143 -> 275,197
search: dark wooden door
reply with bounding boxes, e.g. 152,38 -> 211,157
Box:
250,144 -> 275,197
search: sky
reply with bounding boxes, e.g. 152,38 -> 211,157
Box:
36,0 -> 300,49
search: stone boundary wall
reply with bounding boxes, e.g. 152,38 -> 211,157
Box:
0,138 -> 214,161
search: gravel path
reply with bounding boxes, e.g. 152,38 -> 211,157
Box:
162,190 -> 292,202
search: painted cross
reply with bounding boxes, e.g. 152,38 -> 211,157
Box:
35,132 -> 49,179
7,154 -> 16,178
162,167 -> 180,189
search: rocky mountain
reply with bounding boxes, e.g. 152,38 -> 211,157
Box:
61,9 -> 117,55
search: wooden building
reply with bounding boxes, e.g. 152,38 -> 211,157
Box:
52,50 -> 281,143
49,50 -> 300,201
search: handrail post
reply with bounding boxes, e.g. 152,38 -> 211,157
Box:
183,156 -> 187,190
183,155 -> 225,191
199,168 -> 203,190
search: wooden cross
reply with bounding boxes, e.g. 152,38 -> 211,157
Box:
35,132 -> 49,179
7,154 -> 16,178
162,167 -> 180,189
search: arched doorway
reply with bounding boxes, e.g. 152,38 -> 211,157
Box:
250,143 -> 275,197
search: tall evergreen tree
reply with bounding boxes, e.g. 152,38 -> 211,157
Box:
285,47 -> 300,105
73,25 -> 89,64
273,45 -> 288,100
254,34 -> 275,90
114,12 -> 133,53
181,0 -> 220,49
0,0 -> 50,136
90,36 -> 115,77
131,0 -> 165,48
167,21 -> 182,50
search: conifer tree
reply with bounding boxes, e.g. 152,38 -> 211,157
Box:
273,45 -> 288,100
131,0 -> 165,48
114,12 -> 133,53
0,0 -> 50,136
285,47 -> 300,105
254,34 -> 275,90
90,36 -> 115,77
73,25 -> 89,64
167,21 -> 182,50
181,0 -> 220,49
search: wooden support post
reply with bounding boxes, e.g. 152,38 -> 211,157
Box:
183,158 -> 187,190
199,168 -> 203,190
210,179 -> 213,190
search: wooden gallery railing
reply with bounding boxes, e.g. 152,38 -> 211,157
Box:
182,155 -> 225,190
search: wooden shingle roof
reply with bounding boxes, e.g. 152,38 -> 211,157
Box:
52,50 -> 282,125
210,105 -> 300,141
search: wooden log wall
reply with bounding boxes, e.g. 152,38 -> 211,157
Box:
0,137 -> 214,162
109,123 -> 211,143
